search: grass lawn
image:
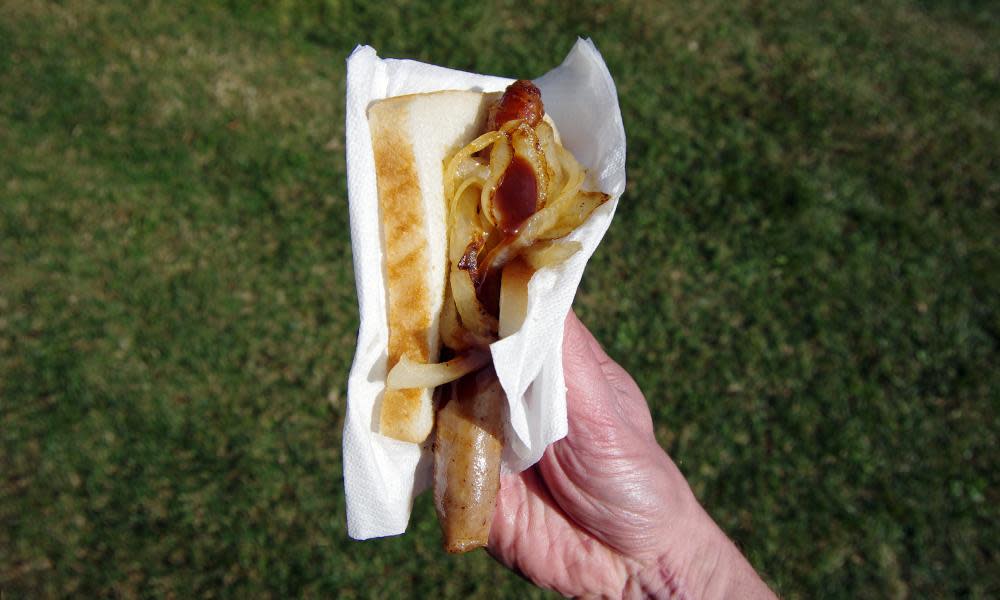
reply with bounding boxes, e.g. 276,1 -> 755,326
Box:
2,0 -> 997,597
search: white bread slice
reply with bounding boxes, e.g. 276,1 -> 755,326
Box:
368,91 -> 494,443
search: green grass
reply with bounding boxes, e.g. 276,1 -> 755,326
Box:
1,0 -> 997,597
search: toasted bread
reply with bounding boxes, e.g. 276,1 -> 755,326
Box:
368,91 -> 494,443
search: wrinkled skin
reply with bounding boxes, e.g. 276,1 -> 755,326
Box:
488,312 -> 775,598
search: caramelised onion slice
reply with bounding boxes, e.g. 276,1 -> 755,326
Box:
522,239 -> 582,270
498,258 -> 532,338
450,176 -> 487,264
445,131 -> 502,201
386,351 -> 491,390
451,268 -> 498,340
535,120 -> 563,200
535,190 -> 609,241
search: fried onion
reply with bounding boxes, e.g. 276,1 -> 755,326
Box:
386,351 -> 491,390
404,110 -> 608,386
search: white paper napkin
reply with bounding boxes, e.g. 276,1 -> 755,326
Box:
343,39 -> 627,540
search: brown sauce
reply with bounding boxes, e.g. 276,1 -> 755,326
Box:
494,156 -> 538,236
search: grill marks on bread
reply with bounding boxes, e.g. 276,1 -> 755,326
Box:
369,100 -> 433,442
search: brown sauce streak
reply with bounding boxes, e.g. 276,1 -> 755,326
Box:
494,156 -> 538,236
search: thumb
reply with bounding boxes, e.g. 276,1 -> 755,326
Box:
562,310 -> 655,440
561,310 -> 636,444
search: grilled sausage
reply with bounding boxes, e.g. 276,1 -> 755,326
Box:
433,366 -> 506,552
487,79 -> 544,131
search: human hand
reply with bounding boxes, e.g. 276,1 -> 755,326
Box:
487,311 -> 775,599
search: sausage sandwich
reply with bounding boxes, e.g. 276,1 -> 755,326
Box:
368,80 -> 607,552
